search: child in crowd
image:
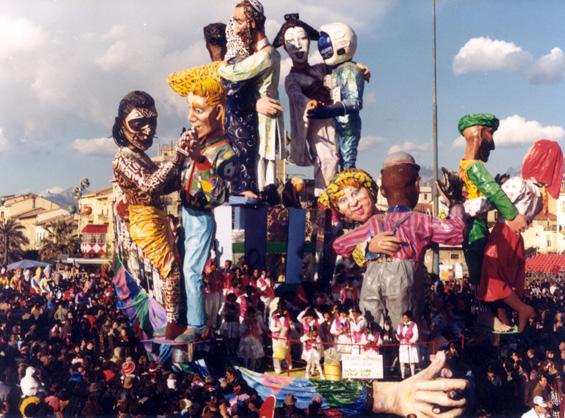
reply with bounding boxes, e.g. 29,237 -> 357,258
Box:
350,306 -> 367,355
237,307 -> 264,371
362,322 -> 383,358
219,293 -> 240,357
300,328 -> 325,379
330,306 -> 352,354
269,303 -> 292,374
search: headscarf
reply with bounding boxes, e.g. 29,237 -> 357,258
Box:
458,113 -> 499,135
224,18 -> 251,62
521,139 -> 563,199
111,91 -> 156,148
318,168 -> 379,209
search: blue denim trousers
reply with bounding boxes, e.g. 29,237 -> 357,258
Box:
181,206 -> 215,329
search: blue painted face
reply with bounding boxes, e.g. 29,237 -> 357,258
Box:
318,31 -> 333,61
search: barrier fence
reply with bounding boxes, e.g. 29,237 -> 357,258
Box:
173,333 -> 465,377
270,334 -> 465,376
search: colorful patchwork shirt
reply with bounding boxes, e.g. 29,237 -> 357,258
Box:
180,137 -> 238,210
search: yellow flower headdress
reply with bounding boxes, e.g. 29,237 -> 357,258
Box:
167,61 -> 225,107
318,168 -> 379,209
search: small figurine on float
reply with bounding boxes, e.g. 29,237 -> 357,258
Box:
219,0 -> 285,191
325,153 -> 465,327
112,90 -> 190,340
465,139 -> 563,332
168,62 -> 238,340
273,14 -> 339,196
453,113 -> 529,286
307,22 -> 364,170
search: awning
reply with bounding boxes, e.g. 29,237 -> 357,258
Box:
81,224 -> 108,234
81,242 -> 106,255
525,254 -> 565,273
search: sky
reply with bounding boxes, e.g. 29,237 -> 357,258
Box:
0,0 -> 564,195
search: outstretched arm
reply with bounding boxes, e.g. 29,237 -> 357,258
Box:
466,162 -> 517,221
333,216 -> 380,256
219,49 -> 272,82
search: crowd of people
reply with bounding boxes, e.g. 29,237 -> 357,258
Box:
0,262 -> 563,417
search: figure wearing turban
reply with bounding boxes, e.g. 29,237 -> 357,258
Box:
464,139 -> 563,332
454,113 -> 529,286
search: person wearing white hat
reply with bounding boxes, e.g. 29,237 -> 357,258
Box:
521,395 -> 548,418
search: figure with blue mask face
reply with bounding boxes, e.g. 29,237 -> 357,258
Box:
307,22 -> 364,170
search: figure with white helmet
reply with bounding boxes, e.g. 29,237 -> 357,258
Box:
307,22 -> 364,170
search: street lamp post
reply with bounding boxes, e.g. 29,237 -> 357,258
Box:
432,0 -> 440,274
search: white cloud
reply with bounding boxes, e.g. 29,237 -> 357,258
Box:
358,135 -> 385,151
0,128 -> 10,152
452,115 -> 565,148
388,141 -> 431,154
0,0 -> 396,160
0,16 -> 46,60
527,47 -> 565,85
70,137 -> 116,156
95,40 -> 131,71
453,37 -> 531,76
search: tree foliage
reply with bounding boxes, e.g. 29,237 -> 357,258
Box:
0,218 -> 30,265
39,219 -> 80,261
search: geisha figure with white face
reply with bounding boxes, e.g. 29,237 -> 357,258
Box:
274,14 -> 338,196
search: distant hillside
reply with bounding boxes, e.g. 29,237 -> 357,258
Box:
41,188 -> 81,210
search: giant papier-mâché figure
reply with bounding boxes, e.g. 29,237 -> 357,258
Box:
466,139 -> 563,332
273,13 -> 339,196
168,62 -> 238,340
308,22 -> 364,170
318,167 -> 470,418
219,0 -> 285,191
112,91 -> 190,340
454,113 -> 528,286
326,153 -> 465,328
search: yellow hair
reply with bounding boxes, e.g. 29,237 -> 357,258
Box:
167,61 -> 226,124
318,168 -> 379,210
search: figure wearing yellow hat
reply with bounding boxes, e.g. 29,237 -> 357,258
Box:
168,62 -> 239,341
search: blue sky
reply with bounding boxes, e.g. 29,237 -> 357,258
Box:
0,0 -> 563,195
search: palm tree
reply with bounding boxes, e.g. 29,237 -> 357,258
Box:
0,218 -> 30,265
39,219 -> 80,261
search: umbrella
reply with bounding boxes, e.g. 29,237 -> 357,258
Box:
7,259 -> 51,271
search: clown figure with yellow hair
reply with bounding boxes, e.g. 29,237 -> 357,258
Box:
168,62 -> 239,340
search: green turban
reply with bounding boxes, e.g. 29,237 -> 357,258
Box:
458,113 -> 499,135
